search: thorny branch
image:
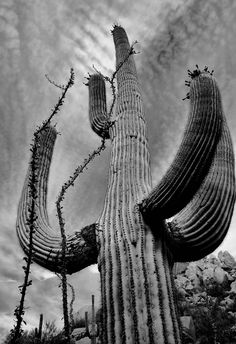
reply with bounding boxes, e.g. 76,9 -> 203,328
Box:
10,69 -> 74,343
68,282 -> 76,328
56,273 -> 76,330
55,120 -> 106,343
45,73 -> 68,90
10,140 -> 38,343
37,68 -> 74,133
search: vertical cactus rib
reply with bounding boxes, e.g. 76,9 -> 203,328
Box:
141,73 -> 223,220
162,244 -> 182,343
153,237 -> 181,344
88,74 -> 110,139
164,114 -> 235,261
99,122 -> 128,343
16,125 -> 98,274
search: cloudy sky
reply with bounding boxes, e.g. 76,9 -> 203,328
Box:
1,0 -> 236,341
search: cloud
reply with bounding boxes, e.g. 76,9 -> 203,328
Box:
89,264 -> 99,274
30,265 -> 56,281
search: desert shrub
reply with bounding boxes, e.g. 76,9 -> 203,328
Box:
4,321 -> 68,344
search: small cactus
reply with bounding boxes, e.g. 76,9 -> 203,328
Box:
16,26 -> 235,343
83,295 -> 98,343
35,313 -> 43,340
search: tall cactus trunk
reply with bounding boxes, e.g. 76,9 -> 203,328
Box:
97,92 -> 181,343
96,27 -> 182,342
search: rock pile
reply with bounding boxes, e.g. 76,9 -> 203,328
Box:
174,251 -> 236,343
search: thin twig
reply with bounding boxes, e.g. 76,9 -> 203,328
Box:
45,73 -> 67,90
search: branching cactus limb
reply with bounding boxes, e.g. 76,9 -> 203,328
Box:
16,126 -> 98,274
16,25 -> 235,344
88,74 -> 110,139
140,67 -> 236,263
141,70 -> 223,220
164,112 -> 235,261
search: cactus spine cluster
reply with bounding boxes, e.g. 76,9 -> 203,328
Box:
16,26 -> 235,343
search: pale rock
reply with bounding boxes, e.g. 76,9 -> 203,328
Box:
185,263 -> 202,290
199,291 -> 207,298
213,266 -> 228,284
71,328 -> 86,338
195,259 -> 206,271
218,250 -> 236,269
220,295 -> 235,310
191,293 -> 202,304
185,282 -> 194,291
202,266 -> 215,284
208,254 -> 220,266
228,311 -> 236,319
230,269 -> 236,280
175,275 -> 189,289
71,328 -> 90,344
229,280 -> 236,294
178,287 -> 187,298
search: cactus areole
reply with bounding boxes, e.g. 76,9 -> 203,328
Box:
16,26 -> 236,343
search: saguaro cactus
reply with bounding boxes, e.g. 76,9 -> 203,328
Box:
16,26 -> 235,343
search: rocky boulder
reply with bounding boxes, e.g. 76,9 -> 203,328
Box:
218,251 -> 236,270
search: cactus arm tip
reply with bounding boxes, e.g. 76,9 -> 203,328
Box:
87,73 -> 110,139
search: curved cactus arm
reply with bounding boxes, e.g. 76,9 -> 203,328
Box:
141,71 -> 223,220
16,125 -> 98,274
88,74 -> 110,139
164,115 -> 235,262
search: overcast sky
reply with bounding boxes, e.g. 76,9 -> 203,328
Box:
1,0 -> 236,341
